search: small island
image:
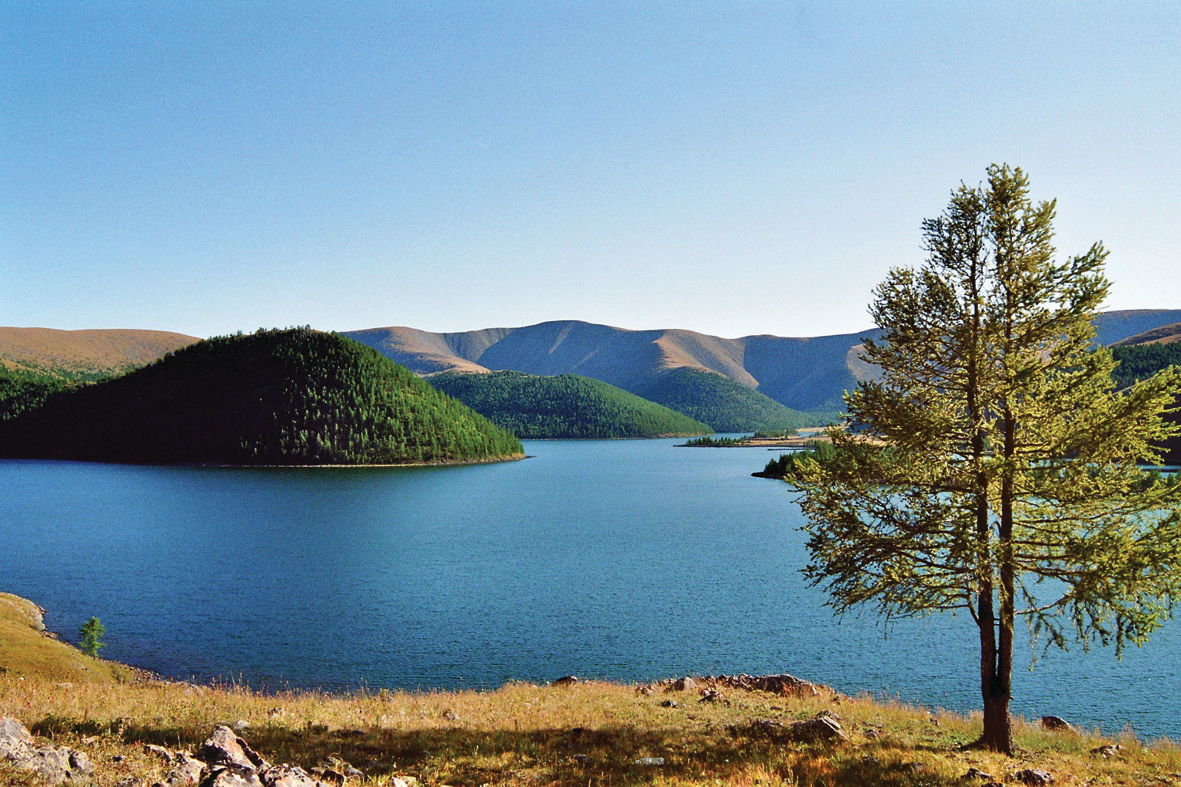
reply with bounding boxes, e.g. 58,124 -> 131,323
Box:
677,428 -> 828,448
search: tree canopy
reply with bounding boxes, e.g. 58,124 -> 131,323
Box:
793,165 -> 1181,753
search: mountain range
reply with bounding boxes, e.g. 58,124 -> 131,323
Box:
344,309 -> 1181,415
2,309 -> 1179,436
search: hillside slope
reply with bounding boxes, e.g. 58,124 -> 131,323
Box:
638,367 -> 819,432
0,327 -> 197,380
0,593 -> 134,683
0,329 -> 522,466
349,311 -> 1179,419
429,371 -> 711,438
1112,321 -> 1181,347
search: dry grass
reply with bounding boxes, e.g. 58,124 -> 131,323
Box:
3,597 -> 1180,785
0,594 -> 135,684
2,675 -> 1180,786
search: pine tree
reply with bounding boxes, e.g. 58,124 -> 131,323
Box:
79,616 -> 106,657
794,164 -> 1181,754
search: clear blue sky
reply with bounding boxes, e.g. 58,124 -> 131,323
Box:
3,1 -> 1178,339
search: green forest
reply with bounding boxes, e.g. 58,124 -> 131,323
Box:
428,370 -> 711,438
1111,342 -> 1181,389
0,329 -> 523,465
637,367 -> 822,432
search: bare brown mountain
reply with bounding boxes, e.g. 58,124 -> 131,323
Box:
1112,322 -> 1181,347
346,321 -> 881,413
0,328 -> 198,378
346,310 -> 1181,415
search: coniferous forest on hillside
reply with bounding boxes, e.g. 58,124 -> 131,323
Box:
637,367 -> 823,433
429,370 -> 711,438
0,329 -> 523,466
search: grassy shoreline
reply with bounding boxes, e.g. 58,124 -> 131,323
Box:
3,593 -> 1178,785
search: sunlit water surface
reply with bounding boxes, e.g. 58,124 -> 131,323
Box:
2,440 -> 1177,737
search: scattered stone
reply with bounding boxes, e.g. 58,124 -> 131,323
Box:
160,753 -> 206,786
633,757 -> 664,766
729,717 -> 847,744
199,763 -> 264,787
442,709 -> 459,721
706,673 -> 820,697
698,688 -> 726,703
787,716 -> 847,743
1040,715 -> 1073,732
196,725 -> 269,771
814,709 -> 840,722
864,728 -> 881,740
964,767 -> 995,780
309,766 -> 346,784
658,700 -> 680,708
113,754 -> 126,762
572,754 -> 589,764
635,685 -> 654,696
145,744 -> 174,763
232,720 -> 250,732
1009,769 -> 1054,785
0,715 -> 95,784
267,708 -> 284,718
115,778 -> 147,787
259,764 -> 330,786
1090,744 -> 1122,757
551,675 -> 579,686
389,777 -> 419,787
665,677 -> 697,692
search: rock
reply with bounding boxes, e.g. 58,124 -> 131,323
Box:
1009,769 -> 1054,785
162,753 -> 209,786
814,709 -> 840,722
0,716 -> 95,784
666,677 -> 696,692
0,716 -> 34,749
551,675 -> 579,686
343,764 -> 364,779
658,700 -> 679,708
1090,744 -> 1122,757
199,764 -> 264,787
389,777 -> 419,787
309,767 -> 345,784
787,716 -> 847,743
197,726 -> 269,771
145,744 -> 175,763
633,757 -> 664,766
441,709 -> 459,721
864,729 -> 881,740
698,689 -> 725,703
964,767 -> 995,780
233,720 -> 250,732
708,673 -> 820,697
1040,715 -> 1073,732
259,764 -> 330,786
115,778 -> 148,787
635,685 -> 654,696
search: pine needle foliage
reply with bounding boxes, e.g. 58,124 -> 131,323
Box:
793,165 -> 1181,754
0,329 -> 523,465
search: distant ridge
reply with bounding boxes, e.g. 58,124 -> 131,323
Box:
1112,321 -> 1181,347
348,310 -> 1181,419
0,327 -> 198,380
346,321 -> 879,415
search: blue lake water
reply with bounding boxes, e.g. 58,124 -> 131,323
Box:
2,439 -> 1178,738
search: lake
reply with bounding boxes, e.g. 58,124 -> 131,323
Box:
2,440 -> 1178,738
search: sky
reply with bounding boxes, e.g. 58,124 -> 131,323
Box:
3,1 -> 1179,340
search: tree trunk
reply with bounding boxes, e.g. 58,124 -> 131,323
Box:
980,683 -> 1013,753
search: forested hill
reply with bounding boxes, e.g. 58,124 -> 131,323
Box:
0,329 -> 523,466
428,371 -> 711,438
637,367 -> 818,432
